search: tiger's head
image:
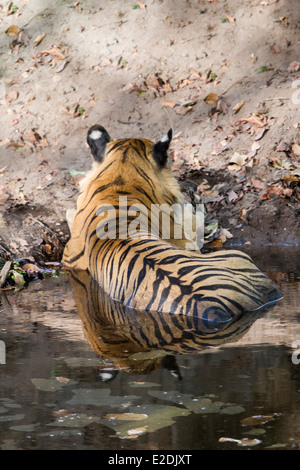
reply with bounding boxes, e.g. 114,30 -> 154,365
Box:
65,124 -> 199,256
86,124 -> 173,169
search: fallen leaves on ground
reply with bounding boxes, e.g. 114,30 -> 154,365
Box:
260,179 -> 299,201
26,129 -> 48,149
228,152 -> 248,171
0,189 -> 29,211
42,230 -> 65,261
232,100 -> 245,114
125,66 -> 203,103
204,92 -> 218,105
34,33 -> 46,46
5,24 -> 19,37
232,112 -> 272,139
32,44 -> 69,73
288,61 -> 300,73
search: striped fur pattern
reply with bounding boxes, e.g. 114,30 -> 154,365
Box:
70,269 -> 272,354
69,269 -> 273,377
63,125 -> 282,320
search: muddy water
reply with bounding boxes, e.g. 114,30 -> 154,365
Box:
0,248 -> 299,451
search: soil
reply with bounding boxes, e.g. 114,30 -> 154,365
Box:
0,0 -> 299,264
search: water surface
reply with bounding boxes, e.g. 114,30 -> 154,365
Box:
0,248 -> 299,450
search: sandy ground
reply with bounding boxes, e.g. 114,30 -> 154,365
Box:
0,0 -> 299,263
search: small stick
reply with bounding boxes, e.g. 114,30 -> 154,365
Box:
262,97 -> 290,101
0,261 -> 12,288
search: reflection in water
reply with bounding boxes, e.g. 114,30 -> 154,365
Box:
68,269 -> 282,378
0,250 -> 299,450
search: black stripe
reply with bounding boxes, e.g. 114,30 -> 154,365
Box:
132,184 -> 157,205
67,247 -> 85,264
122,148 -> 130,163
94,160 -> 115,179
106,139 -> 130,156
131,163 -> 156,193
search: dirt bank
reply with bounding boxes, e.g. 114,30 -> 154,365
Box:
0,0 -> 299,263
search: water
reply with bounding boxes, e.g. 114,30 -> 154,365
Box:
0,248 -> 299,450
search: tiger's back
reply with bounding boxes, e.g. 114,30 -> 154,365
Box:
63,125 -> 282,319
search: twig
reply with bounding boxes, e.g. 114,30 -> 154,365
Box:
117,120 -> 148,125
0,261 -> 12,288
29,215 -> 56,234
0,240 -> 14,256
262,97 -> 290,101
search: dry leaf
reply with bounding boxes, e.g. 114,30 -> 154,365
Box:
204,93 -> 218,105
232,101 -> 245,114
34,33 -> 46,46
55,59 -> 68,73
219,228 -> 233,242
175,106 -> 193,116
291,143 -> 300,156
247,141 -> 260,158
252,142 -> 261,152
219,437 -> 261,446
241,414 -> 278,426
240,208 -> 247,222
161,100 -> 176,108
288,61 -> 300,73
22,263 -> 42,274
283,174 -> 299,182
27,130 -> 39,145
251,178 -> 266,190
55,377 -> 71,383
149,74 -> 160,89
254,128 -> 267,141
216,98 -> 228,114
5,25 -> 20,37
276,141 -> 289,152
18,31 -> 29,45
229,152 -> 248,168
242,114 -> 265,128
189,67 -> 201,80
0,188 -> 9,207
41,46 -> 65,59
225,15 -> 235,23
126,427 -> 147,436
101,53 -> 112,66
0,261 -> 11,288
260,184 -> 284,200
104,413 -> 148,421
219,437 -> 240,443
205,238 -> 224,249
270,44 -> 281,54
237,438 -> 262,447
227,189 -> 238,202
7,90 -> 19,102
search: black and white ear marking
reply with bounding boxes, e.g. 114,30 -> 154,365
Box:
152,128 -> 173,168
87,125 -> 111,162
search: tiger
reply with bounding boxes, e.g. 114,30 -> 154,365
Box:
68,268 -> 274,378
62,124 -> 282,320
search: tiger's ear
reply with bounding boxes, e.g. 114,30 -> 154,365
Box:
87,125 -> 111,162
152,129 -> 173,168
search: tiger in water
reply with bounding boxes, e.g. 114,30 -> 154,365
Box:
62,125 -> 282,321
68,268 -> 276,379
